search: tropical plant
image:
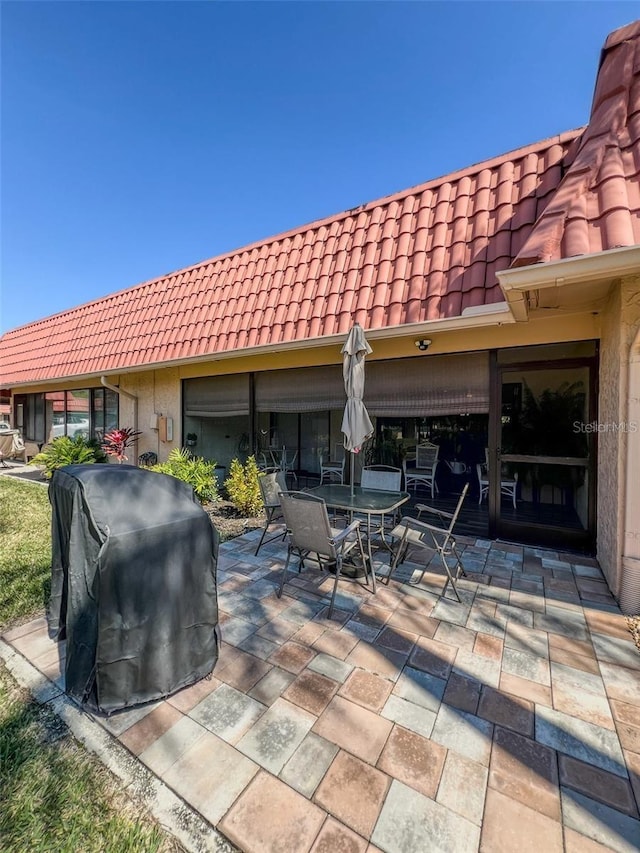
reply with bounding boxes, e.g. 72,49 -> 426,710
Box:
224,456 -> 263,516
507,380 -> 588,457
504,380 -> 589,491
363,434 -> 403,467
29,436 -> 107,479
150,447 -> 219,504
102,427 -> 142,463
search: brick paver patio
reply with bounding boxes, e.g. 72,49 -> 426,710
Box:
3,527 -> 640,852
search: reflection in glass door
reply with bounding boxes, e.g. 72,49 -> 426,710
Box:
495,362 -> 595,550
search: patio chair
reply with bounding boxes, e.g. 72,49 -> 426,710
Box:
360,465 -> 403,543
277,491 -> 372,618
388,483 -> 469,602
477,449 -> 518,509
320,443 -> 346,484
255,469 -> 288,555
361,465 -> 402,492
282,449 -> 298,483
403,442 -> 439,499
257,452 -> 273,472
270,448 -> 298,483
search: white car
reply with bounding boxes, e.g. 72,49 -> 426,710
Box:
51,416 -> 90,439
0,422 -> 11,431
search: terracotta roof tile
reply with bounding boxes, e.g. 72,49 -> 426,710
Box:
3,24 -> 639,385
513,21 -> 640,267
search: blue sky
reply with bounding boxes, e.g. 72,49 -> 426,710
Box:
1,1 -> 637,334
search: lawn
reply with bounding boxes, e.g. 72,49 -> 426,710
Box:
0,477 -> 182,853
0,477 -> 51,628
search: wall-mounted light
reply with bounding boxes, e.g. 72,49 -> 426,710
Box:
415,339 -> 432,352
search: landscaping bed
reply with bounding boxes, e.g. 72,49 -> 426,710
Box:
205,499 -> 263,542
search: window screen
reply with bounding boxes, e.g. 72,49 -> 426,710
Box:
184,374 -> 250,417
255,365 -> 344,412
365,353 -> 490,417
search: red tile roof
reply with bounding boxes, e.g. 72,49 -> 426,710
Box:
514,20 -> 640,266
0,131 -> 581,385
1,21 -> 638,387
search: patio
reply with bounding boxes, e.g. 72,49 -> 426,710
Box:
2,525 -> 640,852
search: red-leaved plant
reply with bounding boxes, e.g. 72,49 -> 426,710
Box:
102,427 -> 142,463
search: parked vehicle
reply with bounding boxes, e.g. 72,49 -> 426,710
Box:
51,414 -> 90,439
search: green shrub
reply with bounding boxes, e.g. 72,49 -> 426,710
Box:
224,456 -> 263,516
150,447 -> 219,504
29,436 -> 107,479
86,439 -> 109,464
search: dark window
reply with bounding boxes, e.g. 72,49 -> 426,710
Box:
21,389 -> 120,444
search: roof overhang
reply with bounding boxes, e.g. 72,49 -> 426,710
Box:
3,302 -> 515,390
496,246 -> 640,321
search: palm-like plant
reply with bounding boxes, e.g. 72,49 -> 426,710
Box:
29,436 -> 107,478
150,447 -> 219,504
102,427 -> 142,463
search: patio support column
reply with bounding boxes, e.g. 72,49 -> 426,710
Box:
620,322 -> 640,614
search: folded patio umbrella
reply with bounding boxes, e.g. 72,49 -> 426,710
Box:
341,322 -> 374,496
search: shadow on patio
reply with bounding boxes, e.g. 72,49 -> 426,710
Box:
3,524 -> 640,853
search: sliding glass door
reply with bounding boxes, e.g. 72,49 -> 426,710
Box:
493,344 -> 597,550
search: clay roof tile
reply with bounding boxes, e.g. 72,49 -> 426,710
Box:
5,25 -> 639,385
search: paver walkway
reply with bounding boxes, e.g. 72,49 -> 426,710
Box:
3,528 -> 640,852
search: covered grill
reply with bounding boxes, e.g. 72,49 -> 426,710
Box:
48,464 -> 219,714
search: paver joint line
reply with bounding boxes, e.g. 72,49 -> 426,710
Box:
3,530 -> 639,853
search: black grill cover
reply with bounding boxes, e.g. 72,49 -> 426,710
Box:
48,464 -> 219,714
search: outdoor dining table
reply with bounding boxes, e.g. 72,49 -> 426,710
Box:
308,483 -> 411,583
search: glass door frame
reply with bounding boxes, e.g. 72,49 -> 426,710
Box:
488,349 -> 599,552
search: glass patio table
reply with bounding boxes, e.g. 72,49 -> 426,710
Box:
308,484 -> 411,584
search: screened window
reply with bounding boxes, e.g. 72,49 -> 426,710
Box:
365,353 -> 490,417
184,374 -> 250,417
255,366 -> 343,413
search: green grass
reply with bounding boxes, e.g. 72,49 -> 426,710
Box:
0,478 -> 52,628
0,477 -> 182,852
0,668 -> 175,853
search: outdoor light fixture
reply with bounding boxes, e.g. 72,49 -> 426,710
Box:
415,339 -> 432,352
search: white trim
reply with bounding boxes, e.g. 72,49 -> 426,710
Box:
497,246 -> 640,320
5,304 -> 516,388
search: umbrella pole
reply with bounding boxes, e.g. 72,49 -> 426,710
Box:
351,452 -> 355,498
